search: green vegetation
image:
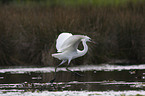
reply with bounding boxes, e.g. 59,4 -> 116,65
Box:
0,1 -> 145,66
0,0 -> 144,7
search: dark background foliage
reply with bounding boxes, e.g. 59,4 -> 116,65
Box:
0,0 -> 145,66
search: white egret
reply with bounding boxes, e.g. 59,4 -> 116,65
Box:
51,32 -> 93,83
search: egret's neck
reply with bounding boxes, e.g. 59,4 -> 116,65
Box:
77,40 -> 88,57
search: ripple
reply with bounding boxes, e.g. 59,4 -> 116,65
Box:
0,90 -> 145,96
0,64 -> 145,73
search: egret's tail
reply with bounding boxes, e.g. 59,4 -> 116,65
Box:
52,53 -> 62,60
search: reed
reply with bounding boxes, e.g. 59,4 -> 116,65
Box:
0,1 -> 144,66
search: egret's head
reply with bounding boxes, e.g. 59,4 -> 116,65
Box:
81,36 -> 91,42
85,36 -> 91,42
82,36 -> 96,44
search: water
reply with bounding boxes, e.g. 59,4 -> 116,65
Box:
0,64 -> 145,96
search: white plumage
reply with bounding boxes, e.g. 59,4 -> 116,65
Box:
56,33 -> 72,52
51,32 -> 93,83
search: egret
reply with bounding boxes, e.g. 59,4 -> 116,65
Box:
51,32 -> 93,83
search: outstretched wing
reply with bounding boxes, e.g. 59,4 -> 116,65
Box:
58,35 -> 83,52
56,33 -> 72,52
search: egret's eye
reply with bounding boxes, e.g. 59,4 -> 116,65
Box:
88,38 -> 92,42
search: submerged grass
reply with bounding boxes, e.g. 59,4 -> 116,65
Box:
0,1 -> 145,66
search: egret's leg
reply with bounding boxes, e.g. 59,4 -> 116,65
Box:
50,60 -> 67,83
66,59 -> 83,77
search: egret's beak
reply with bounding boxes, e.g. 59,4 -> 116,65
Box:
90,39 -> 97,44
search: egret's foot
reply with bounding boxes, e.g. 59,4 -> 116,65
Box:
50,78 -> 56,83
66,67 -> 84,77
73,71 -> 84,77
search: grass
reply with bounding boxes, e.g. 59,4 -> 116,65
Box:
0,1 -> 145,66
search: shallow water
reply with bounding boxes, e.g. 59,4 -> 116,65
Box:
0,64 -> 145,96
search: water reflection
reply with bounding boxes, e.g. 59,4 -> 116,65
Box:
0,66 -> 145,91
0,70 -> 145,91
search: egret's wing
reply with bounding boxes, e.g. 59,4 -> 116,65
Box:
56,33 -> 72,52
59,35 -> 83,52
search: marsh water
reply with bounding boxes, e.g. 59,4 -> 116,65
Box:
0,64 -> 145,96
